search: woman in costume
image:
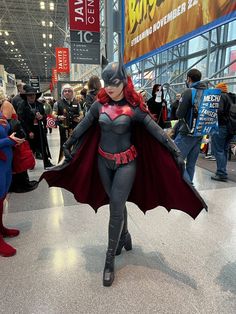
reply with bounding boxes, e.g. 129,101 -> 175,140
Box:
41,60 -> 207,286
0,114 -> 25,257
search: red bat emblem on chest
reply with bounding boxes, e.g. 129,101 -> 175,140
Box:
100,104 -> 133,120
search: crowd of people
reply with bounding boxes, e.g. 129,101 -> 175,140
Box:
0,62 -> 235,288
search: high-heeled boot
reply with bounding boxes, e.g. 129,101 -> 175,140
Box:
116,231 -> 132,256
0,197 -> 20,238
103,249 -> 115,287
116,207 -> 132,255
103,217 -> 123,286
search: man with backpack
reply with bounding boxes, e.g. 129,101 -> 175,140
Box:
211,82 -> 235,182
174,69 -> 208,184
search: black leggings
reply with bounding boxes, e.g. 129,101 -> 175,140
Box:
98,156 -> 136,251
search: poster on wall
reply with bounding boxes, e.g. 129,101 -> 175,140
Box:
123,0 -> 236,66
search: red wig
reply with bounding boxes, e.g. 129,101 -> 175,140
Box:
97,76 -> 148,112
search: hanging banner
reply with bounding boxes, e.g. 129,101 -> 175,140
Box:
68,0 -> 100,65
56,47 -> 70,73
123,0 -> 236,66
52,68 -> 58,84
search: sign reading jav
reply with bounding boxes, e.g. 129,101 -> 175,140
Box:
56,47 -> 70,73
69,0 -> 100,65
69,0 -> 100,32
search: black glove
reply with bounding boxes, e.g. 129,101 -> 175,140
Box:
63,136 -> 76,162
174,154 -> 185,174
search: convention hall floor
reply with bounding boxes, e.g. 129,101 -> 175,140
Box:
1,128 -> 236,314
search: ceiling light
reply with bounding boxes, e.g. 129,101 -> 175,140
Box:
0,32 -> 2,36
49,2 -> 54,11
49,34 -> 52,39
4,40 -> 8,45
40,2 -> 45,10
11,41 -> 14,45
5,31 -> 9,36
42,34 -> 46,38
49,21 -> 53,27
42,20 -> 46,26
49,43 -> 52,47
43,43 -> 46,47
15,48 -> 18,51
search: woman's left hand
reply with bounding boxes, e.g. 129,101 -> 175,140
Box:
9,133 -> 25,145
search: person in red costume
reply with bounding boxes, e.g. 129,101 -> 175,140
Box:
0,114 -> 25,257
41,57 -> 207,286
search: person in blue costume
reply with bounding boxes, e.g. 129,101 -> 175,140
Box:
41,58 -> 207,286
0,114 -> 25,257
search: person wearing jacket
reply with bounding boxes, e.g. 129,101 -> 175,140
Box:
174,69 -> 207,184
52,84 -> 83,162
211,82 -> 233,182
17,85 -> 53,169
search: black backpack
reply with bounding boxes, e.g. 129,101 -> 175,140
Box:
227,92 -> 236,135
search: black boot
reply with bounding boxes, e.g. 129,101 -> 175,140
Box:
103,249 -> 115,287
116,231 -> 132,256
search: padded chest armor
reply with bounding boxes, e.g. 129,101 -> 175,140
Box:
99,104 -> 134,134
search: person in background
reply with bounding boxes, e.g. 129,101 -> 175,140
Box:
39,98 -> 53,134
0,114 -> 25,257
17,85 -> 53,169
147,84 -> 168,129
79,88 -> 87,115
52,84 -> 84,162
84,75 -> 102,113
41,60 -> 206,287
174,68 -> 207,184
0,88 -> 38,193
211,82 -> 233,182
170,93 -> 181,120
12,82 -> 25,111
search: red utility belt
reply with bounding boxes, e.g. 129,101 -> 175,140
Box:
98,145 -> 137,165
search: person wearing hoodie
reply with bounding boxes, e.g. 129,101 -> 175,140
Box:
52,84 -> 84,162
174,68 -> 207,184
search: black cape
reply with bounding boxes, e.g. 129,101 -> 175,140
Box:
40,123 -> 207,219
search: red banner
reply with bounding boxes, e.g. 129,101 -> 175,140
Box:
68,0 -> 100,32
56,47 -> 70,73
52,68 -> 58,84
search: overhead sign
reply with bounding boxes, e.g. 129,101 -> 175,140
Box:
29,76 -> 40,90
70,31 -> 100,64
56,47 -> 70,73
69,0 -> 100,65
68,0 -> 100,32
123,0 -> 236,66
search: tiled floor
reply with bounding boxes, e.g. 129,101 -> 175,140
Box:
1,128 -> 236,314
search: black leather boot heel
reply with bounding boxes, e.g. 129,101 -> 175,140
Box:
116,232 -> 132,256
103,251 -> 115,287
